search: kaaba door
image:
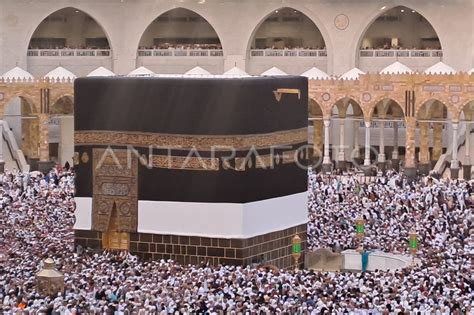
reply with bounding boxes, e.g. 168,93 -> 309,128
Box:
102,203 -> 130,250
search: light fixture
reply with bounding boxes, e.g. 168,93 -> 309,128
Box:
75,10 -> 79,13
401,9 -> 405,12
412,10 -> 416,13
275,10 -> 279,13
380,6 -> 386,10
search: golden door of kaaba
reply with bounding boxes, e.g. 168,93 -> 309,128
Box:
102,203 -> 130,250
91,148 -> 138,250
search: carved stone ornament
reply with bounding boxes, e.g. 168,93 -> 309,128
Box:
334,14 -> 349,30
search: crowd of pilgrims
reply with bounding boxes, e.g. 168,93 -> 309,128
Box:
0,166 -> 472,314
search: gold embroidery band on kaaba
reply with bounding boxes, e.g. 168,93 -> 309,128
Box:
151,155 -> 219,171
74,128 -> 307,151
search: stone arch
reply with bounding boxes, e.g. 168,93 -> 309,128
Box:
352,4 -> 444,64
248,7 -> 327,50
26,7 -> 114,55
330,97 -> 363,120
459,100 -> 474,121
137,7 -> 224,54
246,6 -> 333,63
50,95 -> 74,115
368,98 -> 406,121
3,94 -> 38,115
309,98 -> 323,117
3,96 -> 40,161
416,99 -> 451,120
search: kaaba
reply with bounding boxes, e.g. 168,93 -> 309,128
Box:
73,75 -> 308,268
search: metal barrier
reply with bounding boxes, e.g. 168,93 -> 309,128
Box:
359,49 -> 443,58
137,49 -> 224,57
250,49 -> 327,57
27,49 -> 111,57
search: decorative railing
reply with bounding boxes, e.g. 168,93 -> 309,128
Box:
137,49 -> 224,57
27,49 -> 111,57
250,49 -> 327,57
359,50 -> 443,58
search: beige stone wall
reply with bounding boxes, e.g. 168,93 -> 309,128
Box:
419,122 -> 430,164
22,118 -> 39,159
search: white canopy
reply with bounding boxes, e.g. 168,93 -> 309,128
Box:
1,66 -> 34,81
184,66 -> 211,76
223,67 -> 249,77
467,68 -> 474,75
128,66 -> 155,76
44,66 -> 76,81
380,62 -> 413,74
424,62 -> 456,75
87,67 -> 115,77
301,67 -> 330,80
339,67 -> 365,80
261,67 -> 287,76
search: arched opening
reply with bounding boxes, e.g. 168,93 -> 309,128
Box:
361,6 -> 441,50
3,97 -> 39,170
29,8 -> 110,50
330,98 -> 363,170
137,8 -> 223,73
416,100 -> 449,174
251,8 -> 325,50
371,99 -> 406,171
49,96 -> 74,165
358,6 -> 442,72
27,8 -> 112,76
248,8 -> 327,74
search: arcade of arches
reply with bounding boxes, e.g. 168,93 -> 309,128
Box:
14,2 -> 457,76
309,73 -> 474,178
0,73 -> 473,178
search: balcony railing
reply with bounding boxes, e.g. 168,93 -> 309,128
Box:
137,49 -> 224,57
359,50 -> 443,58
27,49 -> 111,57
250,49 -> 327,57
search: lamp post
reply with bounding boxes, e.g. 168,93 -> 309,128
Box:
292,234 -> 302,269
409,230 -> 418,266
355,216 -> 365,251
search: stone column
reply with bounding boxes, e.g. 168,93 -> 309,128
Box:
392,121 -> 399,170
377,120 -> 386,172
419,122 -> 431,175
312,120 -> 323,171
404,118 -> 417,178
432,123 -> 443,161
337,119 -> 346,170
322,119 -> 332,172
450,122 -> 460,179
353,120 -> 360,159
464,120 -> 471,180
363,121 -> 372,175
59,116 -> 74,166
37,114 -> 54,173
0,121 -> 4,172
